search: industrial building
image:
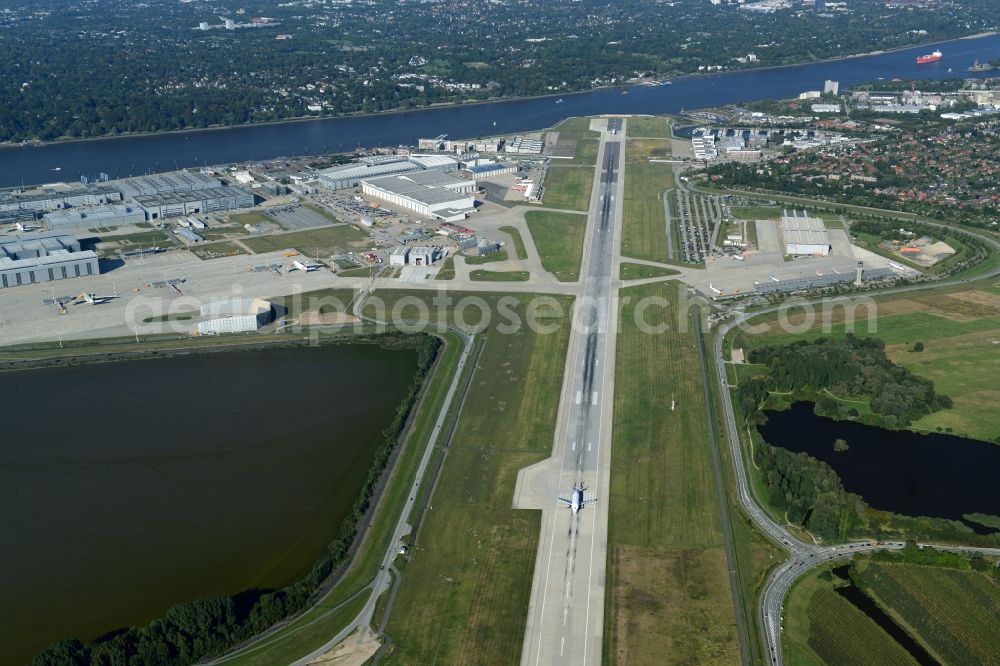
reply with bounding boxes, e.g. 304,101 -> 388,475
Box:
361,171 -> 476,219
114,171 -> 222,198
0,186 -> 122,213
315,158 -> 422,191
389,246 -> 410,266
43,205 -> 146,232
779,210 -> 831,256
197,298 -> 274,335
504,136 -> 544,155
463,161 -> 518,178
0,231 -> 99,289
133,186 -> 254,220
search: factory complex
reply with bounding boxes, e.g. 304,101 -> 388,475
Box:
0,231 -> 99,289
361,171 -> 476,221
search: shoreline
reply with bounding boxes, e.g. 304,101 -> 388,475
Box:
1,31 -> 997,151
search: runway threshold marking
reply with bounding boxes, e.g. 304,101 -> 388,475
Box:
591,391 -> 598,405
575,390 -> 582,405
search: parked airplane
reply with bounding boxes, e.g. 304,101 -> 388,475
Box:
709,283 -> 723,295
831,265 -> 841,275
80,292 -> 120,305
558,482 -> 597,515
292,259 -> 323,272
887,260 -> 907,272
769,275 -> 780,282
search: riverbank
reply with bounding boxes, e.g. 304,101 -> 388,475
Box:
2,32 -> 995,151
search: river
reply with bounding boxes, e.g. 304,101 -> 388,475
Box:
3,35 -> 1000,188
759,402 -> 1000,534
0,343 -> 418,666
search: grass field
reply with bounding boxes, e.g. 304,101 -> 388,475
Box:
627,116 -> 670,138
733,279 -> 1000,443
542,167 -> 594,211
619,262 -> 679,280
553,116 -> 600,140
189,241 -> 249,260
606,281 -> 738,665
567,139 -> 600,166
625,138 -> 670,163
435,256 -> 455,280
368,291 -> 574,665
499,226 -> 529,259
241,225 -> 369,256
468,269 -> 530,282
525,210 -> 587,281
730,207 -> 780,221
463,249 -> 508,265
620,160 -> 672,263
858,562 -> 1000,665
230,211 -> 275,227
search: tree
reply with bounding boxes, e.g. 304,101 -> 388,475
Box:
833,438 -> 849,453
913,341 -> 924,352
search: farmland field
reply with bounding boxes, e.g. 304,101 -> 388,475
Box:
241,225 -> 368,256
525,210 -> 587,282
369,291 -> 574,665
541,166 -> 594,212
605,281 -> 738,665
858,562 -> 1000,665
620,159 -> 672,263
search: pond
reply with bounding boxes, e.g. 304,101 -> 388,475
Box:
759,402 -> 1000,534
0,343 -> 418,665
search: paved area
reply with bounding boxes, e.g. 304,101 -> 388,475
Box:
515,117 -> 623,666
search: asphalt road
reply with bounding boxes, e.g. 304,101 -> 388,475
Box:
518,118 -> 623,666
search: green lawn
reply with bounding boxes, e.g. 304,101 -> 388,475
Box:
370,292 -> 574,665
730,207 -> 780,221
468,269 -> 530,282
553,116 -> 600,140
606,281 -> 738,665
498,226 -> 529,260
230,211 -> 275,227
435,256 -> 455,280
619,262 -> 679,280
189,241 -> 249,260
567,139 -> 600,166
541,167 -> 594,211
463,249 -> 508,265
525,210 -> 587,281
620,161 -> 672,263
241,225 -> 369,256
625,138 -> 670,163
627,116 -> 671,138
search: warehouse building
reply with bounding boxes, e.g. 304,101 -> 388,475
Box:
114,171 -> 221,198
406,154 -> 459,172
779,210 -> 831,256
361,171 -> 476,218
504,136 -> 544,155
0,231 -> 99,288
0,186 -> 122,213
315,158 -> 421,191
197,298 -> 274,335
133,186 -> 254,220
43,204 -> 146,232
463,161 -> 518,178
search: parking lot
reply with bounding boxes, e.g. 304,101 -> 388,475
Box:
266,204 -> 336,231
676,191 -> 721,263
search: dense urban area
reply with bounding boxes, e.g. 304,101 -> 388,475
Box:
1,0 -> 999,141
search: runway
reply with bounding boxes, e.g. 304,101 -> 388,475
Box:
516,118 -> 623,665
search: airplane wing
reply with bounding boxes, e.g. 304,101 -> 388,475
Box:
557,496 -> 572,506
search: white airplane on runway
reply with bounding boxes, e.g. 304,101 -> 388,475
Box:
558,483 -> 597,515
709,283 -> 723,295
80,292 -> 120,305
769,275 -> 780,282
292,259 -> 323,272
